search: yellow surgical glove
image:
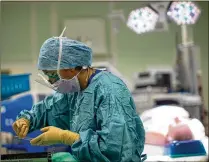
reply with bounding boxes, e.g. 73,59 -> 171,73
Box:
12,118 -> 30,138
30,126 -> 80,146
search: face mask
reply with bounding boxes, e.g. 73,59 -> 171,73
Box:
53,70 -> 82,94
36,27 -> 83,94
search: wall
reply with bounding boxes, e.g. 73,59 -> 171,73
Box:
1,1 -> 208,107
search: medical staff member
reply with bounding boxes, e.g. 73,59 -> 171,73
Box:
12,29 -> 146,162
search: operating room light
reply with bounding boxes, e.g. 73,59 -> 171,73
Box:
127,7 -> 159,34
167,1 -> 201,25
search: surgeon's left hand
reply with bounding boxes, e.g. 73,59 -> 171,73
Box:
30,126 -> 80,146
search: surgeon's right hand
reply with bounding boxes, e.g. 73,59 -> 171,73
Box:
12,118 -> 30,138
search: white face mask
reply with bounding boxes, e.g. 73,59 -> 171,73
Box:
36,27 -> 82,93
52,71 -> 81,93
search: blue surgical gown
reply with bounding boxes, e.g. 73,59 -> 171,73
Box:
17,71 -> 145,162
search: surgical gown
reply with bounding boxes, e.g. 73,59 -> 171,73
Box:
17,71 -> 145,162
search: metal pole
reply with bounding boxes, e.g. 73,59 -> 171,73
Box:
180,24 -> 191,91
181,24 -> 187,45
189,46 -> 199,95
180,24 -> 198,95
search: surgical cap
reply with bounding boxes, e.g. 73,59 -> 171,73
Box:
38,37 -> 93,70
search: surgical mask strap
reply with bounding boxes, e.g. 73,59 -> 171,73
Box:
57,37 -> 62,74
59,27 -> 66,37
57,27 -> 66,77
73,69 -> 83,79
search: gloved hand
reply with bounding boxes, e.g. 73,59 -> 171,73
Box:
12,118 -> 30,138
30,126 -> 80,146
